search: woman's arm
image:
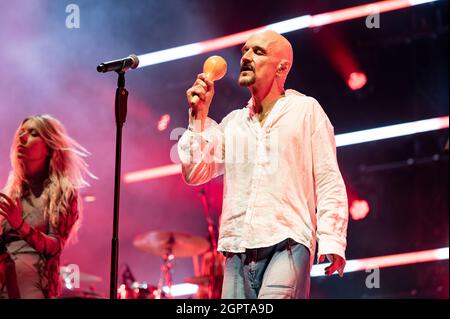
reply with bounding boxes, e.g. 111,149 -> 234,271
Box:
0,192 -> 79,258
22,194 -> 78,258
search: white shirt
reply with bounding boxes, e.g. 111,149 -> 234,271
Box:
177,89 -> 348,267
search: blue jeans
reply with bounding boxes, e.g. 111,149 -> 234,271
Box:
221,239 -> 311,299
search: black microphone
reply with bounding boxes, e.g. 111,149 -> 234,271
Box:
97,54 -> 139,73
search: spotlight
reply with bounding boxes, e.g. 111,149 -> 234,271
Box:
158,114 -> 171,131
350,199 -> 370,220
82,194 -> 96,202
347,72 -> 367,90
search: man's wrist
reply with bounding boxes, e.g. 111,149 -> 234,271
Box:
191,107 -> 208,119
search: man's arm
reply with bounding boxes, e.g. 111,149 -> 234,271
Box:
178,73 -> 225,185
311,100 -> 349,275
178,116 -> 225,185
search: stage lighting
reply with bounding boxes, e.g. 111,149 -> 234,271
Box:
158,114 -> 171,131
347,72 -> 367,90
350,199 -> 370,220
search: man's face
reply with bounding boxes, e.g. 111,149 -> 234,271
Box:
238,33 -> 279,88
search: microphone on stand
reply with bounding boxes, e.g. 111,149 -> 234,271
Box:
190,55 -> 227,106
97,54 -> 139,73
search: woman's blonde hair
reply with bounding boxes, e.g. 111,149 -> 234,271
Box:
3,114 -> 95,243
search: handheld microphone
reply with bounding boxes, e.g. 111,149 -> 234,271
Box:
190,55 -> 227,106
97,54 -> 139,73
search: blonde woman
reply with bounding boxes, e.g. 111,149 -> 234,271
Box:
0,115 -> 94,298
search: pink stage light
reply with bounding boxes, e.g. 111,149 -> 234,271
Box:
82,194 -> 96,202
336,116 -> 449,147
137,0 -> 439,67
124,116 -> 449,183
199,27 -> 267,53
350,199 -> 370,220
310,0 -> 417,27
124,164 -> 181,183
311,247 -> 449,277
347,72 -> 368,90
157,114 -> 171,131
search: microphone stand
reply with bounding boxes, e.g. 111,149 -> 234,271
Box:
109,71 -> 128,299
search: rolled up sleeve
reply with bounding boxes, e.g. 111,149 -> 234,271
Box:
178,112 -> 225,186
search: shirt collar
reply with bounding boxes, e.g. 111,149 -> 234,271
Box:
246,89 -> 305,117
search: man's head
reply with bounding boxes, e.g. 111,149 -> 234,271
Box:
238,30 -> 293,91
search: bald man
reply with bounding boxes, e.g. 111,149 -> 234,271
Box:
178,30 -> 348,299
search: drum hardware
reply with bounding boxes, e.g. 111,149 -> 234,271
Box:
133,230 -> 209,299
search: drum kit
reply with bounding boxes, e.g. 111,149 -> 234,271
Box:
125,230 -> 224,299
119,190 -> 224,299
60,266 -> 104,299
60,189 -> 223,299
59,229 -> 225,299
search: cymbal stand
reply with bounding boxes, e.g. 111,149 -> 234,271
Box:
156,239 -> 175,299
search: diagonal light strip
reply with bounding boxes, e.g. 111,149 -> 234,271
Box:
136,43 -> 203,67
124,116 -> 449,183
124,164 -> 181,183
163,247 -> 448,296
336,116 -> 449,147
310,246 -> 449,277
124,163 -> 181,183
137,0 -> 439,67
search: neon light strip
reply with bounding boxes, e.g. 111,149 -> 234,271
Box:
124,116 -> 449,183
163,247 -> 448,296
124,163 -> 181,183
336,116 -> 449,147
137,0 -> 438,67
136,43 -> 203,67
310,247 -> 449,277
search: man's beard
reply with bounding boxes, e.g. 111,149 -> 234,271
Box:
239,73 -> 256,87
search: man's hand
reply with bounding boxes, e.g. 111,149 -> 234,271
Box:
186,73 -> 215,120
318,254 -> 346,277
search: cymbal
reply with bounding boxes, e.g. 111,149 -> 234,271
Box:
133,230 -> 209,258
60,266 -> 102,283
